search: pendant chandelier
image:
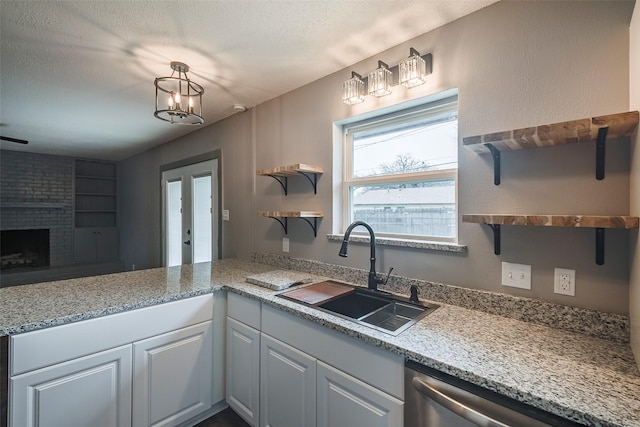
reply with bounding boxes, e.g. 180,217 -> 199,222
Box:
154,62 -> 204,125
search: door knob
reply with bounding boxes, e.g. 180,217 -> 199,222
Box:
184,240 -> 191,245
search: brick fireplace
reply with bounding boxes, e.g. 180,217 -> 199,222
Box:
0,150 -> 74,282
0,229 -> 50,271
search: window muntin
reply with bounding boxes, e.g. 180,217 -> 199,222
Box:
344,99 -> 458,241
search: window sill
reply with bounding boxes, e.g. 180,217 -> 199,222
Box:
327,234 -> 467,253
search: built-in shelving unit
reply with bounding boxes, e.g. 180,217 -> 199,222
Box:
257,164 -> 323,195
463,111 -> 639,185
462,214 -> 639,265
75,160 -> 117,227
74,159 -> 119,262
258,211 -> 323,236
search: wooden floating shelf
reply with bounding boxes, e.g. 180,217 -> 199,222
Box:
463,214 -> 639,265
462,214 -> 639,229
463,111 -> 639,185
257,164 -> 323,194
258,211 -> 324,236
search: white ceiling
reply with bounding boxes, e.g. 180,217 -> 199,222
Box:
0,0 -> 497,161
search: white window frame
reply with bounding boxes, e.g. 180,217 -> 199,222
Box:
342,96 -> 458,242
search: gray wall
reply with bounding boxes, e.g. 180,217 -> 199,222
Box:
119,1 -> 635,315
629,0 -> 639,367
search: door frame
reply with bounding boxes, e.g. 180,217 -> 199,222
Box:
160,150 -> 222,266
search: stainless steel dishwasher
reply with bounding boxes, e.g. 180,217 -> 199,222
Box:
404,361 -> 581,427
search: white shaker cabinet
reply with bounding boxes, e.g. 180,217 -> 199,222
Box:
260,333 -> 316,427
226,292 -> 404,427
9,294 -> 217,427
226,293 -> 262,427
316,361 -> 402,427
10,344 -> 132,427
133,321 -> 213,427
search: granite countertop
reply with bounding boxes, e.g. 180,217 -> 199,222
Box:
1,259 -> 639,426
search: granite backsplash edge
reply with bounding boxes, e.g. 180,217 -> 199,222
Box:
251,252 -> 629,343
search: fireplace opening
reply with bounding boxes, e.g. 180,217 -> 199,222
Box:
0,229 -> 50,272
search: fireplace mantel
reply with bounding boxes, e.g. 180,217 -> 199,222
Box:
0,202 -> 68,209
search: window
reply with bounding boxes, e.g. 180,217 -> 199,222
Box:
343,97 -> 458,241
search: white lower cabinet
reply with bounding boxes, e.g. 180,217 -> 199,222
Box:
316,361 -> 402,427
9,294 -> 217,427
133,321 -> 213,427
260,333 -> 316,427
10,344 -> 132,427
226,293 -> 404,427
226,317 -> 260,426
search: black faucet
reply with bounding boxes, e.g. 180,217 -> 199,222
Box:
339,220 -> 385,291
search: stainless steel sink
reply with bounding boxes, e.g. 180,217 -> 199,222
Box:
279,280 -> 438,335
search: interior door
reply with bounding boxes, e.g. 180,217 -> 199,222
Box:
162,159 -> 219,267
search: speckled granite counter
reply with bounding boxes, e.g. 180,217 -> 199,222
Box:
1,259 -> 639,426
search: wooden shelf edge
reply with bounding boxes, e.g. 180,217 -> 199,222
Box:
462,214 -> 639,229
462,110 -> 639,154
257,163 -> 324,176
258,211 -> 323,218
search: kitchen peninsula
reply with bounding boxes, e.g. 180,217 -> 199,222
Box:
1,258 -> 639,426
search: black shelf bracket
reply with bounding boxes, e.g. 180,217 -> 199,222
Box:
484,143 -> 501,186
487,224 -> 501,255
269,216 -> 289,234
267,216 -> 320,237
595,228 -> 605,265
595,127 -> 608,180
266,175 -> 289,195
265,171 -> 320,195
297,171 -> 319,194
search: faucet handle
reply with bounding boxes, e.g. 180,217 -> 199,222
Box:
410,285 -> 419,303
383,267 -> 394,286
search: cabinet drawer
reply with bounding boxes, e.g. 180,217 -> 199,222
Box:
11,294 -> 213,375
228,292 -> 261,329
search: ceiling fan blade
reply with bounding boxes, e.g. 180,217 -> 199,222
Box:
0,136 -> 29,144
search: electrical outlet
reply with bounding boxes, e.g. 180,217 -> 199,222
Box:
501,262 -> 531,289
554,268 -> 575,296
282,237 -> 289,253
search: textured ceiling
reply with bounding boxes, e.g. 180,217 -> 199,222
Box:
0,0 -> 497,161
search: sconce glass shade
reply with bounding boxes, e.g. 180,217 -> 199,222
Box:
368,61 -> 392,97
399,48 -> 427,88
342,72 -> 365,105
155,62 -> 204,125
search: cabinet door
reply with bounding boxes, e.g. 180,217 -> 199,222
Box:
10,345 -> 132,427
96,227 -> 118,261
132,321 -> 213,427
316,361 -> 403,427
74,227 -> 118,262
226,317 -> 260,427
260,334 -> 316,427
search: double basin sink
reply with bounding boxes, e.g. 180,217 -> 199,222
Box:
279,280 -> 438,335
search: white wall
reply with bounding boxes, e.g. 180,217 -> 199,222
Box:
629,0 -> 640,367
120,1 -> 636,314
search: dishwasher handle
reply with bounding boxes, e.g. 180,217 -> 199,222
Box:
412,376 -> 510,427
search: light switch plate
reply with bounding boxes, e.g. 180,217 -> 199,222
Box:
501,262 -> 532,289
222,209 -> 230,221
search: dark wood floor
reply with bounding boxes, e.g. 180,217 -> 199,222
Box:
194,407 -> 251,427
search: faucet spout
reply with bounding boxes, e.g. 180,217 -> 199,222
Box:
340,221 -> 384,291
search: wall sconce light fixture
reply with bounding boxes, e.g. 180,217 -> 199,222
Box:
341,49 -> 432,106
399,48 -> 428,88
342,71 -> 366,105
368,60 -> 392,97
